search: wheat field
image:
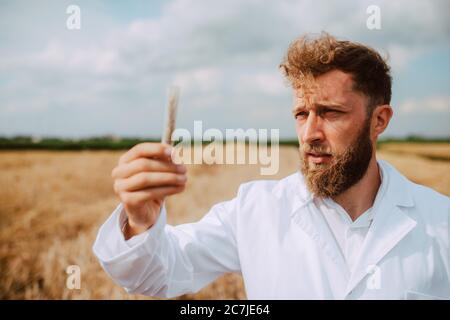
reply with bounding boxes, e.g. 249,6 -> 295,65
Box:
0,144 -> 449,299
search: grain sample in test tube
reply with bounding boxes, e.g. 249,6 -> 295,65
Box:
162,86 -> 180,146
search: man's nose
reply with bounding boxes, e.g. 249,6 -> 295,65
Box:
301,113 -> 325,145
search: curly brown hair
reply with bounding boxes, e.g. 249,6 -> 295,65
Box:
280,32 -> 392,114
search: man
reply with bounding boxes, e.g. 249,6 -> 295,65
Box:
93,33 -> 450,299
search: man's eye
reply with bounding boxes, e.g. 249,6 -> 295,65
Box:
295,111 -> 308,119
323,110 -> 342,117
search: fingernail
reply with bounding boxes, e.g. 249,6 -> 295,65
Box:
176,164 -> 186,173
177,174 -> 187,182
164,147 -> 172,156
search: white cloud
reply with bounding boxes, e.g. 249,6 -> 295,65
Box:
237,73 -> 287,96
399,95 -> 450,114
173,68 -> 222,93
0,0 -> 449,137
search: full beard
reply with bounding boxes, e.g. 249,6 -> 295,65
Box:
299,119 -> 373,198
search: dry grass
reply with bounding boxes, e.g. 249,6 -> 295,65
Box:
379,143 -> 450,162
377,143 -> 450,195
1,144 -> 449,299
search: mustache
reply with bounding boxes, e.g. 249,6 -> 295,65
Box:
300,144 -> 333,156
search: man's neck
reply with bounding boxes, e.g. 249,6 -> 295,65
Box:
331,156 -> 382,222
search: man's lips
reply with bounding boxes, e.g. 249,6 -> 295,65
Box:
306,152 -> 332,164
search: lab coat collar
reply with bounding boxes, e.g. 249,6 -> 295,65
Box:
271,169 -> 313,214
272,159 -> 415,215
273,168 -> 351,284
273,159 -> 417,297
344,159 -> 417,296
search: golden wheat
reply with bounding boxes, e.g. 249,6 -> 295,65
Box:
0,144 -> 449,299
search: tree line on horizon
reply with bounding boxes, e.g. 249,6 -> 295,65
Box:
0,135 -> 449,150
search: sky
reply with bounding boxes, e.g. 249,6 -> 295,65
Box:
0,0 -> 449,139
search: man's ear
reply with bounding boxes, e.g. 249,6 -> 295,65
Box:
371,104 -> 393,140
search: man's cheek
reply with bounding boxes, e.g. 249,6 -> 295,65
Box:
296,127 -> 303,143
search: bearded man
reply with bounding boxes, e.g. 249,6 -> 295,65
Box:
93,33 -> 450,300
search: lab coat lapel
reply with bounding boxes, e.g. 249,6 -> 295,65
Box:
344,160 -> 417,296
292,202 -> 350,278
274,172 -> 350,279
287,173 -> 350,279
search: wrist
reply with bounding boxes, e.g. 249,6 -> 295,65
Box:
122,218 -> 152,240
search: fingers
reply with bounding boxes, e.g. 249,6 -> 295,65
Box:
114,172 -> 187,193
120,185 -> 185,207
112,158 -> 186,180
112,143 -> 187,205
118,143 -> 172,165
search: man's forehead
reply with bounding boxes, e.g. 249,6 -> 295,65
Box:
293,71 -> 360,107
293,89 -> 350,107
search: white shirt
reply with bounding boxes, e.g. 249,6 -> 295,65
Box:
93,159 -> 450,299
315,164 -> 386,272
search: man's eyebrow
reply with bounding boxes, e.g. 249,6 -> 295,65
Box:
292,104 -> 305,114
315,101 -> 348,110
292,101 -> 348,114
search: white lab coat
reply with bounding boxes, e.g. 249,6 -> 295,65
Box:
92,159 -> 450,299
